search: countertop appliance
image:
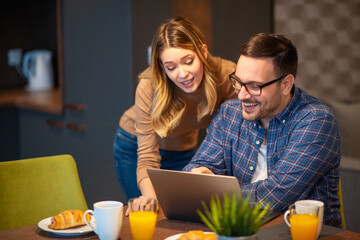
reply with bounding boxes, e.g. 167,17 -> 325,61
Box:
22,50 -> 54,91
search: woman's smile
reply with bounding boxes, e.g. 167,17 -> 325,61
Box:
160,47 -> 205,93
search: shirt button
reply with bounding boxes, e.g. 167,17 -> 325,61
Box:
250,166 -> 254,171
256,140 -> 260,145
282,119 -> 286,123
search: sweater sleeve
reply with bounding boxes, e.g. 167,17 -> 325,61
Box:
134,77 -> 161,185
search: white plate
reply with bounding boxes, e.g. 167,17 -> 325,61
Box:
38,217 -> 95,236
165,232 -> 214,240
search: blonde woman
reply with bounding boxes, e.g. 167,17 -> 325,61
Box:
113,17 -> 236,201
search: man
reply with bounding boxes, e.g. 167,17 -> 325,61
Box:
184,33 -> 341,227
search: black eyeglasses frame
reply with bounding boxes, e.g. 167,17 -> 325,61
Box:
229,71 -> 288,96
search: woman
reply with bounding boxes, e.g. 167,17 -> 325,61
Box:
113,16 -> 236,201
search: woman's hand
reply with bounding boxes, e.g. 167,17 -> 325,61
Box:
125,177 -> 159,216
125,196 -> 159,216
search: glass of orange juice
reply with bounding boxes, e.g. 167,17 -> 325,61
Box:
128,198 -> 158,240
284,203 -> 320,240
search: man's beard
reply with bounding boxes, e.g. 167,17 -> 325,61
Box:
241,86 -> 282,123
241,101 -> 261,122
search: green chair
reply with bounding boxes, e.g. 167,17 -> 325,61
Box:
338,177 -> 346,229
0,154 -> 88,230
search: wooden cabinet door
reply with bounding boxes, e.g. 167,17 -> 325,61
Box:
0,108 -> 19,161
61,0 -> 133,121
19,109 -> 126,206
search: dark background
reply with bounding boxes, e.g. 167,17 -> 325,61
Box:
0,0 -> 272,206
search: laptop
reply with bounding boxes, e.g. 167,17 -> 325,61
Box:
147,168 -> 280,223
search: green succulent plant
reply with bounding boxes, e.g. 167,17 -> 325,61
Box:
197,193 -> 271,237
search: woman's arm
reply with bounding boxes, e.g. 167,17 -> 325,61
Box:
138,177 -> 157,198
134,76 -> 161,198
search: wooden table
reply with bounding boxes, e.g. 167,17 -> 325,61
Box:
0,210 -> 359,240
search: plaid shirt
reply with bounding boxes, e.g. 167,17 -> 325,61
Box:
184,86 -> 341,227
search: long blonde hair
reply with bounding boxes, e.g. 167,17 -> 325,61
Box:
150,17 -> 220,138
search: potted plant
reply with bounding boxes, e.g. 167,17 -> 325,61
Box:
197,193 -> 271,240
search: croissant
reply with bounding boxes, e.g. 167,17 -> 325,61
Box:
177,230 -> 216,240
48,210 -> 91,230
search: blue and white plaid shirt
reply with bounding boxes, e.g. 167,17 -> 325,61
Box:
184,86 -> 341,227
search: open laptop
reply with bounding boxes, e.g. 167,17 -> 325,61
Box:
147,168 -> 280,223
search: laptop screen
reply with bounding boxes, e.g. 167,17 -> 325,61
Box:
147,168 -> 241,222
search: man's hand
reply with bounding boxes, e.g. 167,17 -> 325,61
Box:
190,167 -> 214,175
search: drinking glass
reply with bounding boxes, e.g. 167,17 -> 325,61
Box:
128,198 -> 158,240
284,203 -> 320,240
294,200 -> 324,238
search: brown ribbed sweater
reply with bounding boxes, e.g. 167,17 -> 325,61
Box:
119,58 -> 236,184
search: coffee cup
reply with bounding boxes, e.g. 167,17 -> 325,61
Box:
84,201 -> 123,240
284,200 -> 324,239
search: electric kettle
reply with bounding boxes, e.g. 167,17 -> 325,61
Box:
22,50 -> 54,91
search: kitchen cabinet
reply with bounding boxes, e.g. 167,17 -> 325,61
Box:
0,1 -> 59,90
16,0 -> 172,206
19,109 -> 123,205
61,0 -> 132,121
0,108 -> 19,161
19,0 -> 134,206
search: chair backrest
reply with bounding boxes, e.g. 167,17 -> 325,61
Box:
0,154 -> 88,230
338,177 -> 346,229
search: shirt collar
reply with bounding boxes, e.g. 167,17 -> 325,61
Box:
273,86 -> 300,124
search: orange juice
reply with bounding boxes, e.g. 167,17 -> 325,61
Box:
290,214 -> 319,240
129,211 -> 157,240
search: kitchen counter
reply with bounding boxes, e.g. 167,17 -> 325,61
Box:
0,88 -> 63,115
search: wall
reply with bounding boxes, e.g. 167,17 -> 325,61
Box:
212,0 -> 273,63
274,0 -> 360,232
131,0 -> 172,98
274,0 -> 360,103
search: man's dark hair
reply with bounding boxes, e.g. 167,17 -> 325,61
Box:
239,33 -> 298,78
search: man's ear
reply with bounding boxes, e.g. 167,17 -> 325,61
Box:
202,44 -> 208,59
282,74 -> 295,95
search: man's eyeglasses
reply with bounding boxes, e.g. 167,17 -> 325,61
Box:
229,71 -> 287,96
